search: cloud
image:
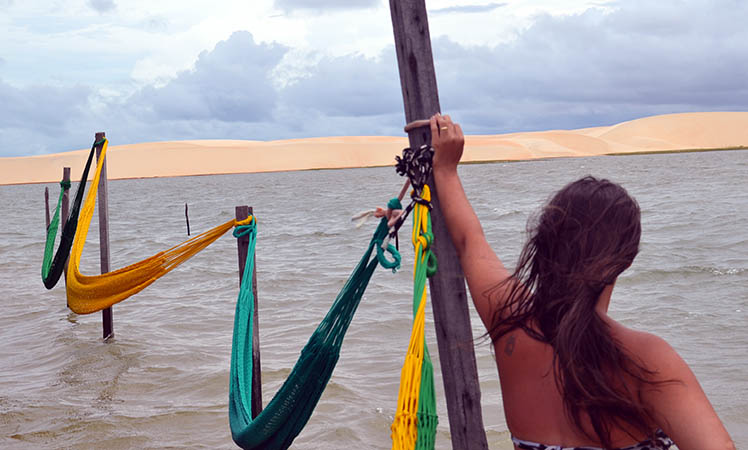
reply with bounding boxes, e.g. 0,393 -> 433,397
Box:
88,0 -> 116,13
281,52 -> 401,117
2,0 -> 747,157
132,31 -> 287,124
274,0 -> 379,13
432,0 -> 748,133
0,80 -> 92,156
430,3 -> 507,15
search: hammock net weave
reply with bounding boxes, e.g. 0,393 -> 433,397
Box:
391,184 -> 438,450
229,216 -> 400,450
41,140 -> 98,289
66,138 -> 249,314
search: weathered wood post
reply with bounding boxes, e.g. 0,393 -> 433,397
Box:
388,1 -> 489,448
45,187 -> 51,229
94,132 -> 113,340
45,167 -> 71,230
61,167 -> 71,282
185,203 -> 191,236
236,205 -> 262,418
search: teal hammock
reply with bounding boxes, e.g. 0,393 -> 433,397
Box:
41,140 -> 98,289
229,216 -> 400,449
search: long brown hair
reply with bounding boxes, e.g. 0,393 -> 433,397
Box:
488,176 -> 661,447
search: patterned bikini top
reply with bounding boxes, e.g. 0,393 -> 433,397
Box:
511,429 -> 674,450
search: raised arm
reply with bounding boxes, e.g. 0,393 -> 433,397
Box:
430,114 -> 511,328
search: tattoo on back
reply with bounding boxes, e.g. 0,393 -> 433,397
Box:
505,335 -> 516,356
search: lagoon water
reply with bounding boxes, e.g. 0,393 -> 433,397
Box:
1,150 -> 746,449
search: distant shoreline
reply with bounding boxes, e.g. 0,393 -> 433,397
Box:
2,112 -> 746,186
3,146 -> 745,187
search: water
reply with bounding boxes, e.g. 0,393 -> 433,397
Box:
1,150 -> 746,449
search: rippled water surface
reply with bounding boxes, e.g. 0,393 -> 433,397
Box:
1,150 -> 746,449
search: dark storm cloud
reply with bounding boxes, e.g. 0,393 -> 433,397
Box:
429,3 -> 507,15
0,80 -> 92,155
88,0 -> 116,13
432,0 -> 748,133
274,0 -> 379,13
133,31 -> 286,123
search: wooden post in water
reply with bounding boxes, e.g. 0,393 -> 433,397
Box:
44,187 -> 50,229
388,1 -> 488,448
236,205 -> 262,418
94,132 -> 113,341
61,167 -> 71,282
185,203 -> 191,236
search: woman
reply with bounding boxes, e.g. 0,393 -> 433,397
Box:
428,114 -> 735,450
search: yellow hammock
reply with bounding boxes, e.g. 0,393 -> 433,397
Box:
391,185 -> 438,449
66,139 -> 250,314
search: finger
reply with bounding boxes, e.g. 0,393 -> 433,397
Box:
443,114 -> 452,123
455,123 -> 463,136
436,117 -> 449,134
430,116 -> 439,137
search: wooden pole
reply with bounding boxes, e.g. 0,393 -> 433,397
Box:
185,203 -> 191,236
236,205 -> 262,418
94,132 -> 113,341
61,167 -> 71,283
44,187 -> 50,229
388,2 -> 488,448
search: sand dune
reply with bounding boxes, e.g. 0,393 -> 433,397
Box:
1,112 -> 746,185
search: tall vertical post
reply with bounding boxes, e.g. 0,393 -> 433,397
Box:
44,187 -> 51,229
389,1 -> 488,448
236,205 -> 262,418
185,203 -> 191,236
61,167 -> 71,282
94,132 -> 113,341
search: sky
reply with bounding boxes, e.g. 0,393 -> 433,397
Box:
1,0 -> 746,156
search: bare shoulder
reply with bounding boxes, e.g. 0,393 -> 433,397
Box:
607,319 -> 735,449
607,320 -> 683,377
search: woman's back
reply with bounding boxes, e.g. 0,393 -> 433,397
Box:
428,112 -> 735,449
495,319 -> 664,448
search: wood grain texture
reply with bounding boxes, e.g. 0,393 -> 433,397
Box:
95,132 -> 113,341
388,1 -> 489,448
236,205 -> 262,419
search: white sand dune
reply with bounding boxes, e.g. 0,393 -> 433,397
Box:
1,112 -> 746,185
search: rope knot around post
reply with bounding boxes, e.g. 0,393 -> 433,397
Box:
395,143 -> 434,200
233,216 -> 256,238
412,185 -> 438,278
388,144 -> 435,245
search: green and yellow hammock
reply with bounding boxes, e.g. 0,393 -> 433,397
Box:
41,139 -> 98,289
391,185 -> 438,449
65,138 -> 250,314
229,216 -> 400,449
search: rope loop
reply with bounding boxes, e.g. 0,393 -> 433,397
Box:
233,215 -> 256,238
426,251 -> 438,278
376,238 -> 401,272
411,191 -> 432,211
60,179 -> 71,190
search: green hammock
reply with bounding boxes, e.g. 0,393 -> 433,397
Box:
229,216 -> 400,450
41,140 -> 99,289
